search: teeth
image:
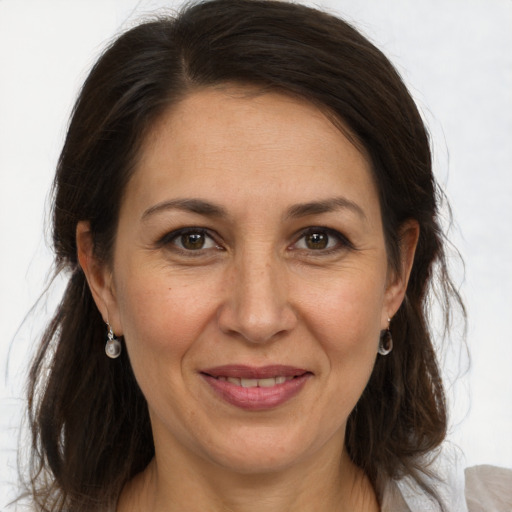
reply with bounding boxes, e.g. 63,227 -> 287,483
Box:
240,378 -> 258,388
219,376 -> 292,387
258,377 -> 277,388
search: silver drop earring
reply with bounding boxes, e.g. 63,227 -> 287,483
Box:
378,317 -> 393,356
105,322 -> 122,359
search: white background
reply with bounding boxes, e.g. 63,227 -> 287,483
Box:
1,0 -> 511,507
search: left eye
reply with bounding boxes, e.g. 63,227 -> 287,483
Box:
293,229 -> 345,251
168,230 -> 218,251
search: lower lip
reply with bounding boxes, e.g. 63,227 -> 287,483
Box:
201,374 -> 311,411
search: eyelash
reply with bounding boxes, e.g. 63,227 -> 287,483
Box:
157,226 -> 354,256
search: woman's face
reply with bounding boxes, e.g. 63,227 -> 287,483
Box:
86,88 -> 412,475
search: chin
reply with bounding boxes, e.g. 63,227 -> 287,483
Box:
197,424 -> 337,476
209,448 -> 305,476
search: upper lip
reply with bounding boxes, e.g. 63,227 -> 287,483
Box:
201,365 -> 310,379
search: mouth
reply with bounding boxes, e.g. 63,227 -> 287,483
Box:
213,375 -> 294,387
200,365 -> 312,411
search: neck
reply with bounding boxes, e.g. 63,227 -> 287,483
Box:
117,435 -> 378,512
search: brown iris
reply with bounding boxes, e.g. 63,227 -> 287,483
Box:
305,232 -> 328,250
181,232 -> 206,250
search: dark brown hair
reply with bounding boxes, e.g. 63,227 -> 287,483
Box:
26,0 -> 464,510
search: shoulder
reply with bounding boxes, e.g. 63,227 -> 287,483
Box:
381,445 -> 467,511
381,446 -> 512,511
465,464 -> 512,512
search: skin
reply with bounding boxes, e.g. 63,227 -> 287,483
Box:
77,87 -> 418,511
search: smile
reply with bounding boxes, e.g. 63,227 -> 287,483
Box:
216,376 -> 291,387
200,365 -> 312,411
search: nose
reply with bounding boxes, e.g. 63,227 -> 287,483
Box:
217,251 -> 298,344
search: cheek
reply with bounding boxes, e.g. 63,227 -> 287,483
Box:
301,271 -> 386,350
296,269 -> 385,402
114,269 -> 217,365
113,269 -> 223,429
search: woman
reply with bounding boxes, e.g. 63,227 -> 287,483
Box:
22,0 -> 508,511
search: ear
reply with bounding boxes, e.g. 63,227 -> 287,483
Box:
382,219 -> 420,327
76,221 -> 122,335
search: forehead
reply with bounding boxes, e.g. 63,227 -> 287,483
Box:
124,87 -> 379,221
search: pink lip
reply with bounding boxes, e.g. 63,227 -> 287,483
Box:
200,365 -> 312,411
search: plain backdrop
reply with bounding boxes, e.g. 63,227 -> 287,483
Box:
1,0 -> 511,506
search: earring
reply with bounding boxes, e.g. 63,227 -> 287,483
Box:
378,318 -> 393,356
105,322 -> 122,359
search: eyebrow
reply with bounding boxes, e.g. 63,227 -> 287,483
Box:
285,197 -> 367,221
141,196 -> 366,222
141,198 -> 228,221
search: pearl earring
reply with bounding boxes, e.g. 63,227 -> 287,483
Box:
105,322 -> 122,359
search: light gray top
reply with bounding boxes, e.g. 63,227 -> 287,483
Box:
380,449 -> 512,511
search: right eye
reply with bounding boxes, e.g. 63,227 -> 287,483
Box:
161,228 -> 220,252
